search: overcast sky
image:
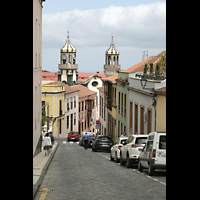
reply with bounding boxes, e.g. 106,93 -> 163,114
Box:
42,0 -> 166,73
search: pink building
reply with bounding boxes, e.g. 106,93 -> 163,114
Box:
33,0 -> 45,157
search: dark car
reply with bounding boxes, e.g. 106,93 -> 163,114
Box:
68,131 -> 79,141
92,135 -> 114,152
88,135 -> 95,148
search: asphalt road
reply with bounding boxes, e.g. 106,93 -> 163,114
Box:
34,140 -> 166,200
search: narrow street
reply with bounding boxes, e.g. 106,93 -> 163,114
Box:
34,139 -> 166,200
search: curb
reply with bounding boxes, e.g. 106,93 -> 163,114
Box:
33,142 -> 59,199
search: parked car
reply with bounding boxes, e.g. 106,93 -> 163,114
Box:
67,131 -> 79,141
110,135 -> 128,162
138,131 -> 166,175
88,134 -> 95,148
92,135 -> 114,152
79,132 -> 95,146
120,134 -> 148,168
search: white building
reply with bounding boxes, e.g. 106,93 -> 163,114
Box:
128,73 -> 166,135
63,85 -> 80,137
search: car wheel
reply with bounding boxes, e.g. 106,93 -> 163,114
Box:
110,152 -> 114,161
126,154 -> 133,168
120,154 -> 125,165
148,164 -> 154,176
138,160 -> 143,172
94,147 -> 97,152
115,152 -> 119,163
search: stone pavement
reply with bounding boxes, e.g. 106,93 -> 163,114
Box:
33,141 -> 59,199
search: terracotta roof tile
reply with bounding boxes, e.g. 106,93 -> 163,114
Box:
97,86 -> 105,93
70,85 -> 97,98
78,72 -> 106,81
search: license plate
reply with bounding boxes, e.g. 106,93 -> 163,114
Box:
71,138 -> 75,139
102,144 -> 109,147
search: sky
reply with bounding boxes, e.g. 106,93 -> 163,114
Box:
42,0 -> 166,73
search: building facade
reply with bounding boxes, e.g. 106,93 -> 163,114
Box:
64,85 -> 80,136
33,0 -> 45,157
116,72 -> 129,138
128,74 -> 166,135
42,82 -> 65,138
98,86 -> 107,135
70,85 -> 97,134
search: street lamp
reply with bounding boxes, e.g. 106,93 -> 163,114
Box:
140,75 -> 147,89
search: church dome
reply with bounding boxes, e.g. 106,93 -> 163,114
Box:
106,36 -> 119,54
61,31 -> 76,52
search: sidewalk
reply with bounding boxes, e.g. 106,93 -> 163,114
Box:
33,141 -> 59,199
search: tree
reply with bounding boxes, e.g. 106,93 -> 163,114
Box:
143,64 -> 149,74
155,64 -> 160,75
150,63 -> 153,74
157,54 -> 166,75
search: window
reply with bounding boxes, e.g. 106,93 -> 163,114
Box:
121,93 -> 123,116
118,92 -> 120,114
124,94 -> 126,119
140,105 -> 144,134
159,136 -> 166,149
67,98 -> 69,110
74,96 -> 76,108
92,81 -> 98,87
74,113 -> 76,125
67,116 -> 69,129
147,108 -> 152,134
129,101 -> 133,134
146,141 -> 153,152
134,103 -> 138,134
100,96 -> 101,116
71,97 -> 73,109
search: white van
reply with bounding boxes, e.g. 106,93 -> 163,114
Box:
138,131 -> 166,175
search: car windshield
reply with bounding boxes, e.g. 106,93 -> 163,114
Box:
159,136 -> 166,149
135,137 -> 147,144
99,136 -> 112,141
89,135 -> 95,139
69,132 -> 78,135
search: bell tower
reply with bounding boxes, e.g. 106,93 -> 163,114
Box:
58,31 -> 78,85
104,36 -> 121,77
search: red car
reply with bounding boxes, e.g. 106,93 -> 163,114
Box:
67,131 -> 79,141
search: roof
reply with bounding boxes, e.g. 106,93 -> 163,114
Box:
42,70 -> 58,81
70,85 -> 97,98
78,72 -> 106,82
43,81 -> 66,86
102,50 -> 166,83
65,84 -> 80,94
97,86 -> 105,93
154,87 -> 166,96
106,36 -> 119,55
61,31 -> 76,52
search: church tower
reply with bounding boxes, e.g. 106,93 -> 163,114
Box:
104,36 -> 121,77
58,31 -> 78,85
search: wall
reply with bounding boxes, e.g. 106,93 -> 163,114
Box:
99,89 -> 107,135
156,95 -> 166,131
33,0 -> 42,157
64,91 -> 79,137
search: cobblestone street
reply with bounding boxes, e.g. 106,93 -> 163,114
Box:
34,140 -> 165,200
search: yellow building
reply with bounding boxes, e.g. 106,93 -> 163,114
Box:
155,87 -> 166,131
42,81 -> 65,138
